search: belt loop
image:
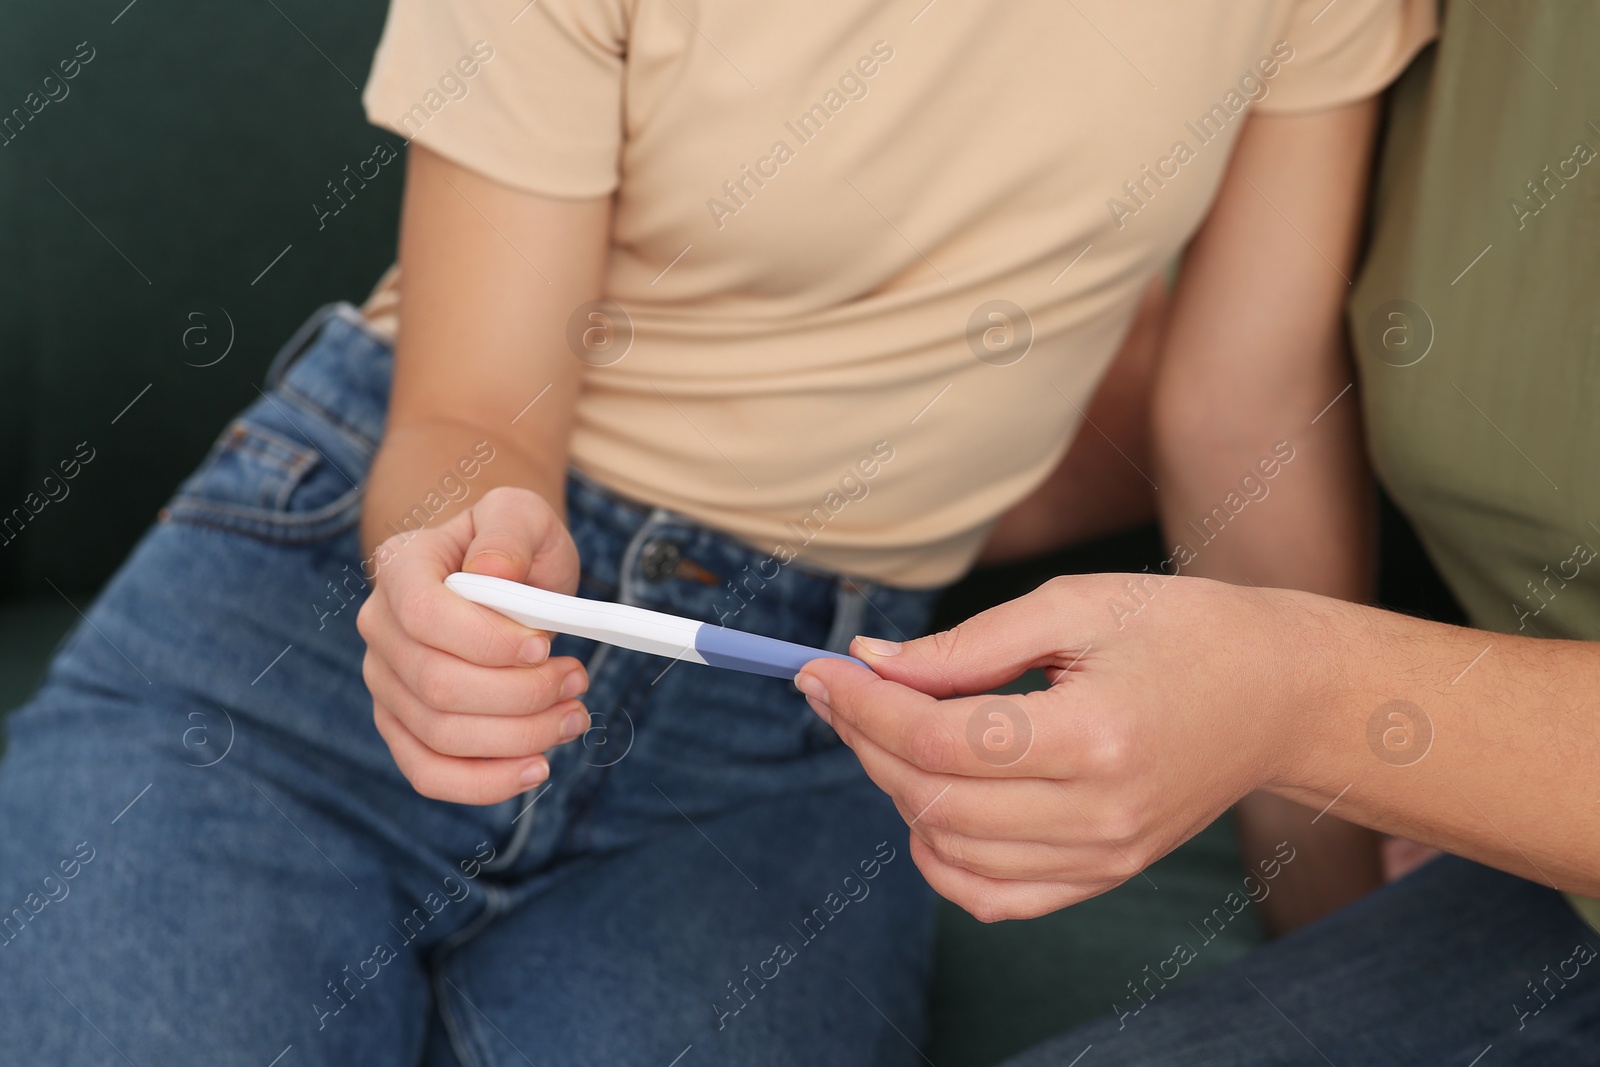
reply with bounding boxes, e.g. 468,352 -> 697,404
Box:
264,303 -> 344,391
824,578 -> 871,655
616,508 -> 675,608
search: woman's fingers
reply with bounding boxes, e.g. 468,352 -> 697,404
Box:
365,488 -> 581,667
365,537 -> 554,668
355,486 -> 595,804
363,652 -> 589,759
371,605 -> 587,715
372,700 -> 554,806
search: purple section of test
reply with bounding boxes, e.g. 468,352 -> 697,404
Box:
693,626 -> 868,679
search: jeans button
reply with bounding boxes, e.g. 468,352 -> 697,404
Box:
639,539 -> 681,582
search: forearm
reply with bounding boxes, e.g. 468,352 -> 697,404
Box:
359,145 -> 610,568
1150,103 -> 1383,925
1153,344 -> 1372,598
1158,316 -> 1382,929
1270,590 -> 1600,894
1152,105 -> 1378,599
360,420 -> 566,563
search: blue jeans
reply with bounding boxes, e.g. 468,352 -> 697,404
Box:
0,304 -> 942,1067
1005,855 -> 1600,1066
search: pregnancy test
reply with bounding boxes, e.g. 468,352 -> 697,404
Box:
445,572 -> 868,680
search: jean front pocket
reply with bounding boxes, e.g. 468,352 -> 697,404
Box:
162,400 -> 367,544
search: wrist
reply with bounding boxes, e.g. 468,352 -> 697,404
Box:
361,423 -> 566,559
1246,585 -> 1358,794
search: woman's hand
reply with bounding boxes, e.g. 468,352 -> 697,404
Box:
352,145 -> 613,806
357,485 -> 591,806
794,574 -> 1312,921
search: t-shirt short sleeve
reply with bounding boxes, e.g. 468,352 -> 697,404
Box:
1257,0 -> 1436,113
361,0 -> 628,198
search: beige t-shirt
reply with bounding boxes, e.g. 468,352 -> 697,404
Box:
361,0 -> 1432,587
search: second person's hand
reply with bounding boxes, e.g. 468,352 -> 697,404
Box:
795,574 -> 1318,922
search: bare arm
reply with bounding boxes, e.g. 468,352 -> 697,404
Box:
355,145 -> 615,805
796,106 -> 1600,912
1154,102 -> 1383,931
360,144 -> 610,557
1271,595 -> 1600,895
801,573 -> 1600,922
1154,104 -> 1375,596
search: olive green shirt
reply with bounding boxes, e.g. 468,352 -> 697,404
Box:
1349,1 -> 1600,930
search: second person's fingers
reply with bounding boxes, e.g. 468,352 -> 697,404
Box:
906,835 -> 1096,923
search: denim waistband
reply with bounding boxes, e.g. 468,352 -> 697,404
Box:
267,303 -> 943,653
561,465 -> 940,654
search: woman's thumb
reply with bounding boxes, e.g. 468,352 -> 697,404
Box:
461,486 -> 566,587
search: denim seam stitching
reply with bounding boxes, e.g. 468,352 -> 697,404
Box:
161,489 -> 364,542
221,420 -> 319,475
276,379 -> 382,459
482,780 -> 547,873
180,423 -> 307,499
231,428 -> 319,511
433,966 -> 493,1067
162,484 -> 364,530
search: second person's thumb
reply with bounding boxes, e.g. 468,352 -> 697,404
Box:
850,590 -> 1080,698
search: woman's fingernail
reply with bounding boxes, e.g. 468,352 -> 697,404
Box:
560,671 -> 588,700
560,709 -> 589,743
794,671 -> 830,706
520,635 -> 550,663
518,756 -> 549,786
465,549 -> 516,575
855,636 -> 901,657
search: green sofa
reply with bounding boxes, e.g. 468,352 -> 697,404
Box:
13,4 -> 1482,1064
